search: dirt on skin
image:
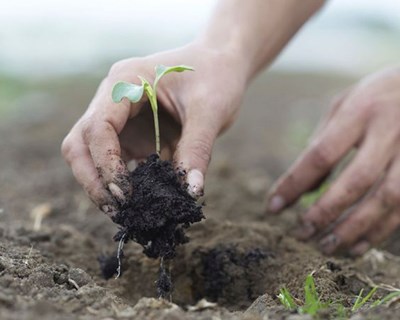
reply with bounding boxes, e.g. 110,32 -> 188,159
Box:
0,72 -> 399,319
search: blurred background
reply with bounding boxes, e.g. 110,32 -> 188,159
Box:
1,0 -> 400,77
0,0 -> 400,225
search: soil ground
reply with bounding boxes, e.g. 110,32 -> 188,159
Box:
0,71 -> 399,319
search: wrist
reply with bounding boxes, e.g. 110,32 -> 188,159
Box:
190,37 -> 254,84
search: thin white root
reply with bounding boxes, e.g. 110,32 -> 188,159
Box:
115,233 -> 126,279
68,278 -> 80,290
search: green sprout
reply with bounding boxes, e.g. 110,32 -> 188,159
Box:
352,287 -> 377,312
111,65 -> 194,155
278,274 -> 327,316
278,274 -> 400,318
277,287 -> 297,310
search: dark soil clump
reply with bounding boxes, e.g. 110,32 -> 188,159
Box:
112,154 -> 204,259
111,154 -> 204,296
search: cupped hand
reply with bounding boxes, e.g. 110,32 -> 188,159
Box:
62,42 -> 247,217
268,67 -> 400,255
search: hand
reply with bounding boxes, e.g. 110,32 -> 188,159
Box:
268,67 -> 400,255
62,42 -> 247,217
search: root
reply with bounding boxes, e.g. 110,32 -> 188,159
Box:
68,278 -> 80,290
115,233 -> 126,279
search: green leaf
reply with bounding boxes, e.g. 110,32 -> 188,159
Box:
302,274 -> 320,315
112,81 -> 144,103
154,64 -> 194,87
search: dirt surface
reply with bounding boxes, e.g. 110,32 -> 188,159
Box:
0,72 -> 399,319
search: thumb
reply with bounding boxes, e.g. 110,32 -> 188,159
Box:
174,117 -> 218,198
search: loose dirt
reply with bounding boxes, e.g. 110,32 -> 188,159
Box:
0,72 -> 398,319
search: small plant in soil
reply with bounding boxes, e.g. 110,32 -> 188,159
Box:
109,65 -> 204,298
278,274 -> 400,318
278,273 -> 328,316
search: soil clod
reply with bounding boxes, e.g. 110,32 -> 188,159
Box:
110,154 -> 204,295
112,154 -> 204,260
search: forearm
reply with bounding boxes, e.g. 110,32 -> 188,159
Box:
197,0 -> 325,82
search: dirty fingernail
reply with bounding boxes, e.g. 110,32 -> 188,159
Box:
349,241 -> 370,257
108,183 -> 126,203
294,221 -> 316,240
187,169 -> 204,198
267,195 -> 285,213
101,204 -> 118,218
320,234 -> 340,255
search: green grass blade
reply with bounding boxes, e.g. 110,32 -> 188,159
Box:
352,287 -> 377,311
374,290 -> 400,306
278,287 -> 297,310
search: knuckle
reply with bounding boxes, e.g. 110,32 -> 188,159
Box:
380,182 -> 400,208
85,176 -> 101,197
351,93 -> 379,118
308,142 -> 335,171
81,117 -> 96,142
61,135 -> 74,162
189,137 -> 213,165
108,60 -> 129,78
347,170 -> 375,193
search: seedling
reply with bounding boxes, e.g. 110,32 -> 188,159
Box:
277,287 -> 297,310
111,65 -> 194,155
352,287 -> 377,311
109,65 -> 201,299
278,274 -> 400,318
278,274 -> 328,316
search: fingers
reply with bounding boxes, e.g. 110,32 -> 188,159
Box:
344,211 -> 400,256
319,152 -> 400,254
173,110 -> 219,198
298,126 -> 396,238
82,79 -> 140,204
267,100 -> 364,213
63,76 -> 143,208
61,133 -> 117,217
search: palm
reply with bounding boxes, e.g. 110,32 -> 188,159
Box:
119,102 -> 181,161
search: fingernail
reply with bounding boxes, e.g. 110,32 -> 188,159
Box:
349,241 -> 370,257
267,195 -> 285,213
187,169 -> 204,198
294,221 -> 316,240
108,183 -> 126,203
320,234 -> 340,255
101,204 -> 118,218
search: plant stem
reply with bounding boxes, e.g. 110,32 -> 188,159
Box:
150,96 -> 161,156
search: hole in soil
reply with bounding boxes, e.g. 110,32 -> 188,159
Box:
113,241 -> 277,310
108,219 -> 283,310
182,244 -> 275,309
